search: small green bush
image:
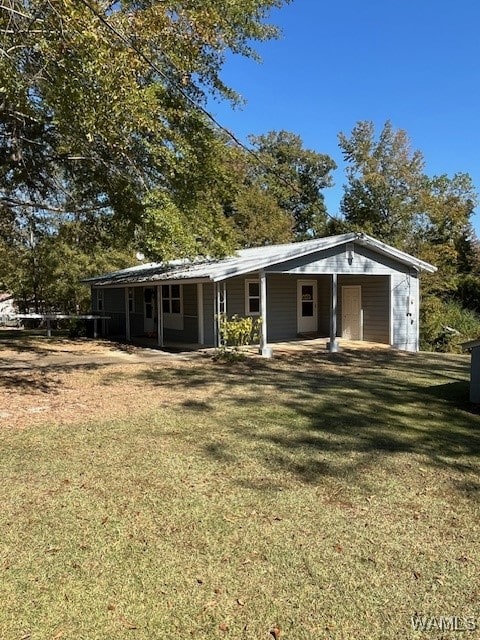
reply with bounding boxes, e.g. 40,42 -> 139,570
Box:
420,296 -> 480,352
218,314 -> 261,347
68,318 -> 87,339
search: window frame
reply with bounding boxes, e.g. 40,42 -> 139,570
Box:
96,288 -> 104,312
245,279 -> 260,316
128,288 -> 135,313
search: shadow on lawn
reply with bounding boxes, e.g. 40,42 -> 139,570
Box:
136,348 -> 480,485
0,363 -> 103,393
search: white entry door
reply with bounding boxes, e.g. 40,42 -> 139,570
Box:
143,287 -> 155,333
297,280 -> 318,334
342,285 -> 362,340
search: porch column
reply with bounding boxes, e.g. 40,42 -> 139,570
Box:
259,270 -> 271,357
329,273 -> 339,352
124,288 -> 131,342
156,284 -> 164,347
213,282 -> 219,347
197,283 -> 204,345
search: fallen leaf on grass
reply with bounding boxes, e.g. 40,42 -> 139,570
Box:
270,625 -> 281,639
236,598 -> 245,606
219,622 -> 229,632
118,615 -> 137,630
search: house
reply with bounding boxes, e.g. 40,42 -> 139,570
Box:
0,292 -> 18,325
84,232 -> 436,354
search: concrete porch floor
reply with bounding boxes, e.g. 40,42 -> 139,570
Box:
119,335 -> 391,356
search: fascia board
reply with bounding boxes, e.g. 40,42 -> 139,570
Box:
211,235 -> 357,282
356,234 -> 437,273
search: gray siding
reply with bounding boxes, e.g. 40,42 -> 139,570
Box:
222,274 -> 331,342
268,242 -> 412,276
391,272 -> 418,351
265,274 -> 297,341
225,277 -> 246,316
317,276 -> 331,336
338,275 -> 390,344
203,283 -> 215,346
93,287 -> 126,336
218,274 -> 391,344
164,284 -> 198,343
130,313 -> 144,337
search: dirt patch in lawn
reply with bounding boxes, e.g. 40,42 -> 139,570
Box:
0,337 -> 219,429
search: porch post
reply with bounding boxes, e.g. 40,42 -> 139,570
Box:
213,282 -> 219,347
197,283 -> 204,345
157,284 -> 163,347
329,273 -> 339,352
125,288 -> 131,342
259,270 -> 271,357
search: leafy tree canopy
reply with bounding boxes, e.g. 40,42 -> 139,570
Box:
339,120 -> 425,248
247,130 -> 337,239
1,0 -> 288,259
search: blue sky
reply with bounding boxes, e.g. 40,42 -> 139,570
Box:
209,0 -> 480,232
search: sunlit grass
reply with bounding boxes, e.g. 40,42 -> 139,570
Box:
0,348 -> 479,639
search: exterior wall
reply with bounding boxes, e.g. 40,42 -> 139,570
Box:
217,272 -> 396,347
265,274 -> 297,341
163,283 -> 198,343
391,272 -> 419,351
338,275 -> 390,344
92,287 -> 126,336
203,283 -> 215,346
317,276 -> 331,336
223,274 -> 331,342
225,277 -> 246,317
130,287 -> 144,336
93,284 -> 200,343
268,242 -> 412,277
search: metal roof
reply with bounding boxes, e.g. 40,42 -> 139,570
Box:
84,232 -> 437,287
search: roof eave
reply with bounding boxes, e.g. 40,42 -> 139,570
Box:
211,233 -> 358,281
355,233 -> 437,273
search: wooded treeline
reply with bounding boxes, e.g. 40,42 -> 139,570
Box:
1,1 -> 479,350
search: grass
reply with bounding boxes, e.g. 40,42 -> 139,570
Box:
0,344 -> 479,639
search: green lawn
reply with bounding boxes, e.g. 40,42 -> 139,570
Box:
1,348 -> 479,639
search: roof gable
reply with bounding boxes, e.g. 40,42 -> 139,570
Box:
84,233 -> 436,286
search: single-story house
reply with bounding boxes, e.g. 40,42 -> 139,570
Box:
84,232 -> 436,354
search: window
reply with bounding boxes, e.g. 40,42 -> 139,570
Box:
96,289 -> 104,312
245,279 -> 260,315
162,284 -> 182,314
144,288 -> 154,319
128,288 -> 135,313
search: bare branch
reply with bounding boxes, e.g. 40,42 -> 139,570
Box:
0,4 -> 33,19
1,196 -> 109,215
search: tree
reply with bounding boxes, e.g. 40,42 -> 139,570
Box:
416,173 -> 478,296
0,0 -> 289,260
0,215 -> 134,312
247,131 -> 337,239
229,184 -> 294,247
338,120 -> 425,249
